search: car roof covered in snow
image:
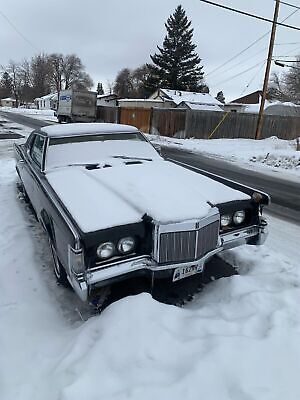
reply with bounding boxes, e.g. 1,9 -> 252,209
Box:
40,123 -> 139,137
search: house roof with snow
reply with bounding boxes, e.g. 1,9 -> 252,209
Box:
34,93 -> 58,101
150,88 -> 223,106
1,97 -> 16,101
177,101 -> 223,112
97,94 -> 118,99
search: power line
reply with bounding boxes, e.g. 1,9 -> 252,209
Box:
278,1 -> 300,10
198,0 -> 300,31
0,9 -> 40,52
206,7 -> 299,78
213,60 -> 266,87
239,62 -> 266,96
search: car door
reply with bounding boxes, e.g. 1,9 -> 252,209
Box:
28,133 -> 46,215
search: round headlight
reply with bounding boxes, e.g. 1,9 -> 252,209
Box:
233,210 -> 246,224
220,214 -> 231,227
96,242 -> 115,259
117,237 -> 135,254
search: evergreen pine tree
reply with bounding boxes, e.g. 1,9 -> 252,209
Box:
0,71 -> 13,98
147,5 -> 205,93
216,91 -> 225,103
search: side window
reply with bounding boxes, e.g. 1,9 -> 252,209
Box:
30,135 -> 45,168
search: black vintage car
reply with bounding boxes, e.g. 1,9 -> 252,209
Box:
14,123 -> 269,305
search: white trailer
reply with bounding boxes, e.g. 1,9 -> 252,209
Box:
56,90 -> 97,123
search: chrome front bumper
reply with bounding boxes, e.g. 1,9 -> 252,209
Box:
71,219 -> 268,301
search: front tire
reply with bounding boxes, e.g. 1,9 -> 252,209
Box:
49,240 -> 70,287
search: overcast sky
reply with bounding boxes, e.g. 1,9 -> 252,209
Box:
1,0 -> 299,101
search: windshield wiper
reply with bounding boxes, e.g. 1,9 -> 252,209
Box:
113,155 -> 152,162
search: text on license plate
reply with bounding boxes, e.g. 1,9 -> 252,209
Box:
173,264 -> 203,282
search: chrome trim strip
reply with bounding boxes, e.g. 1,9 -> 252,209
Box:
85,246 -> 222,285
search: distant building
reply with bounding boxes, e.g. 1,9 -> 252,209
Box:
149,88 -> 223,110
117,99 -> 166,108
1,97 -> 17,108
97,94 -> 118,107
34,93 -> 58,110
177,101 -> 223,112
223,103 -> 247,113
231,90 -> 263,105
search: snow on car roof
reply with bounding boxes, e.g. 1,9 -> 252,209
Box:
41,123 -> 139,137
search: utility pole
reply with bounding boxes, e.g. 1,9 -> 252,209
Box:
255,0 -> 280,140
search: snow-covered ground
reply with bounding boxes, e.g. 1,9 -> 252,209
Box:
1,106 -> 57,122
149,134 -> 300,181
1,117 -> 300,400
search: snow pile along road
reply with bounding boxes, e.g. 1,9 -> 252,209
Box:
149,134 -> 300,179
1,106 -> 57,122
1,117 -> 300,399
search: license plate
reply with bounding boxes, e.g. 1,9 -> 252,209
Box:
173,264 -> 203,282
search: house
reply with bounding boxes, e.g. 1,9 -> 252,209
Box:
1,97 -> 17,107
223,103 -> 247,113
97,94 -> 118,107
231,90 -> 263,105
117,99 -> 166,108
177,101 -> 223,112
149,88 -> 223,110
34,93 -> 58,110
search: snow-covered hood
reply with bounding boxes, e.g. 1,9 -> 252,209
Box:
46,159 -> 250,233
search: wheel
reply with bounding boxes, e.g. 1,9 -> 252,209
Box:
57,116 -> 62,124
49,240 -> 70,287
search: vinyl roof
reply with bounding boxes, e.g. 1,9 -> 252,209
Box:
40,123 -> 139,137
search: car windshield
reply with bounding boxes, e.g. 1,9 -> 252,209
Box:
49,132 -> 147,145
46,132 -> 160,170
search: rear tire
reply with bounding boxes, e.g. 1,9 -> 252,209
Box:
49,240 -> 70,287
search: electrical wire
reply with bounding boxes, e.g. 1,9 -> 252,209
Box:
239,62 -> 266,96
198,0 -> 300,31
212,60 -> 267,88
0,9 -> 41,52
206,7 -> 299,78
278,1 -> 300,10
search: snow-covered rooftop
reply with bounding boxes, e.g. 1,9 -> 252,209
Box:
118,99 -> 164,103
1,97 -> 16,101
41,123 -> 139,137
34,93 -> 58,101
160,88 -> 222,106
179,101 -> 223,112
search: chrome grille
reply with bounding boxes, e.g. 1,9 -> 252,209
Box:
158,220 -> 219,264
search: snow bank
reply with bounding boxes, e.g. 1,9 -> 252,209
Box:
1,106 -> 58,122
149,134 -> 300,179
1,116 -> 300,400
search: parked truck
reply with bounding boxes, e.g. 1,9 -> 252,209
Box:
56,89 -> 97,123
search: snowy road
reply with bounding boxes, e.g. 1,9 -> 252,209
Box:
1,116 -> 300,399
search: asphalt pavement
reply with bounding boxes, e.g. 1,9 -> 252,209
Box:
1,110 -> 299,225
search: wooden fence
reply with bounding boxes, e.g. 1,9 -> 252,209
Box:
96,106 -> 300,140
